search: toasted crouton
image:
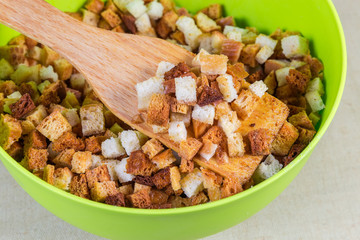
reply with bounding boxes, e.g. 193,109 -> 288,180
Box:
151,149 -> 176,169
255,34 -> 278,50
0,114 -> 22,150
179,158 -> 194,173
221,39 -> 244,64
240,44 -> 261,68
286,69 -> 310,94
227,132 -> 245,157
120,130 -> 141,155
168,121 -> 187,142
5,142 -> 23,161
248,128 -> 272,155
79,104 -> 105,137
288,111 -> 314,130
9,93 -> 36,119
231,89 -> 259,120
135,13 -> 154,35
129,188 -> 151,208
53,58 -> 73,81
121,13 -> 137,34
214,101 -> 231,121
52,131 -> 85,152
179,138 -> 203,161
43,164 -> 55,185
194,12 -> 220,32
71,151 -> 92,174
296,127 -> 316,145
164,62 -> 190,80
263,71 -> 277,95
136,77 -> 164,110
23,147 -> 48,170
126,150 -> 155,176
156,61 -> 176,79
85,0 -> 104,14
82,9 -> 100,26
191,119 -> 210,139
85,164 -> 111,189
141,138 -> 164,159
53,149 -> 75,168
40,46 -> 60,66
197,85 -> 223,107
155,10 -> 179,38
221,178 -> 243,198
53,167 -> 73,190
175,76 -> 197,104
271,121 -> 299,156
200,54 -> 228,75
151,167 -> 171,189
91,181 -> 118,202
105,192 -> 126,207
180,168 -> 203,198
36,110 -> 71,142
169,166 -> 181,191
283,144 -> 306,166
200,3 -> 222,20
113,157 -> 134,183
118,183 -> 134,196
223,25 -> 243,42
199,139 -> 218,161
255,45 -> 274,64
101,9 -> 121,28
84,136 -> 102,154
218,111 -> 241,137
25,130 -> 47,150
216,74 -> 237,102
146,94 -> 170,128
70,174 -> 90,199
176,16 -> 203,50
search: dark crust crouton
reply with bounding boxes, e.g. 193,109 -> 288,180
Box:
52,131 -> 85,152
170,30 -> 186,45
105,192 -> 126,207
286,69 -> 310,94
70,174 -> 90,199
149,189 -> 169,206
248,128 -> 273,156
121,13 -> 137,34
283,144 -> 306,166
53,148 -> 75,168
85,0 -> 104,14
101,9 -> 121,28
202,126 -> 227,151
85,136 -> 102,154
0,81 -> 18,97
163,79 -> 176,94
126,150 -> 156,176
164,62 -> 190,80
6,141 -> 23,161
247,68 -> 264,84
177,7 -> 191,17
216,16 -> 235,29
134,175 -> 154,187
37,81 -> 67,107
10,93 -> 36,119
296,127 -> 316,145
146,94 -> 170,127
85,165 -> 111,189
198,85 -> 223,107
26,130 -> 47,149
155,10 -> 178,39
240,44 -> 261,68
152,167 -> 171,189
297,64 -> 312,79
270,121 -> 299,156
129,188 -> 151,208
27,147 -> 48,170
288,111 -> 314,130
179,137 -> 203,160
304,55 -> 323,78
189,191 -> 209,206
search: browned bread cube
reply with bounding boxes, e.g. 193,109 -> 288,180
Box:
9,93 -> 36,119
240,44 -> 261,68
146,94 -> 170,128
71,151 -> 92,174
179,158 -> 194,173
85,0 -> 104,14
53,148 -> 75,168
149,189 -> 169,206
118,184 -> 134,196
52,131 -> 85,152
90,181 -> 118,202
37,81 -> 66,107
36,110 -> 71,142
263,70 -> 277,95
43,164 -> 55,185
25,130 -> 47,150
152,167 -> 171,189
5,141 -> 23,161
155,10 -> 179,39
129,188 -> 151,208
101,9 -> 121,28
151,149 -> 176,169
201,4 -> 222,20
0,45 -> 27,66
283,143 -> 306,166
170,30 -> 186,45
126,150 -> 156,176
288,111 -> 314,130
231,89 -> 260,120
189,191 -> 208,206
0,114 -> 22,150
85,136 -> 102,154
105,192 -> 126,207
141,138 -> 164,159
169,166 -> 181,191
248,128 -> 272,156
80,103 -> 105,137
40,46 -> 60,66
286,69 -> 310,94
134,175 -> 154,187
221,178 -> 243,199
271,121 -> 299,156
221,39 -> 244,64
70,173 -> 90,199
296,127 -> 316,145
121,13 -> 137,34
197,85 -> 223,107
192,119 -> 211,139
85,164 -> 111,189
24,147 -> 48,170
53,58 -> 73,81
179,137 -> 203,160
53,167 -> 73,190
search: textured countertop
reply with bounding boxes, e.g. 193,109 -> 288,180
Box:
0,0 -> 359,239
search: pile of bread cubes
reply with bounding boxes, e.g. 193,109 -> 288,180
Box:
0,0 -> 325,209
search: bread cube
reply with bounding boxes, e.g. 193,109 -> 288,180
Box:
40,46 -> 60,66
53,167 -> 73,191
248,128 -> 272,155
239,44 -> 261,68
200,54 -> 228,75
255,45 -> 274,64
0,58 -> 14,80
151,167 -> 171,189
147,0 -> 164,20
155,10 -> 178,38
91,181 -> 118,202
156,61 -> 175,78
255,34 -> 277,50
101,137 -> 125,158
221,178 -> 243,198
71,151 -> 92,174
53,149 -> 75,168
223,26 -> 245,42
118,183 -> 134,195
194,12 -> 220,32
249,80 -> 268,98
221,39 -> 244,64
214,101 -> 231,120
53,58 -> 73,81
113,0 -> 131,11
135,13 -> 152,34
146,93 -> 170,128
136,76 -> 164,110
82,9 -> 100,26
288,111 -> 314,130
180,168 -> 203,198
105,192 -> 126,207
62,108 -> 80,127
114,157 -> 135,183
199,139 -> 218,161
70,174 -> 90,199
126,150 -> 155,176
141,138 -> 164,159
80,104 -> 105,137
281,35 -> 309,58
264,59 -> 290,75
126,0 -> 147,18
179,138 -> 203,161
85,164 -> 111,188
85,0 -> 104,13
120,130 -> 141,155
176,16 -> 203,50
305,91 -> 325,112
151,149 -> 176,169
39,65 -> 58,82
192,104 -> 215,125
200,3 -> 222,20
101,9 -> 121,28
169,166 -> 181,191
218,111 -> 241,137
253,154 -> 283,183
275,67 -> 295,87
192,49 -> 210,67
36,110 -> 71,142
227,132 -> 245,157
129,188 -> 151,208
231,89 -> 260,120
168,121 -> 187,142
51,131 -> 85,152
151,124 -> 169,134
101,159 -> 121,181
170,98 -> 190,114
42,164 -> 55,185
216,74 -> 237,102
175,76 -> 197,104
198,33 -> 212,53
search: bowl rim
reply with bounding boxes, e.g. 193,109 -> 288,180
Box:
0,0 -> 347,216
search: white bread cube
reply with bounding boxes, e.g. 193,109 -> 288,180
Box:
113,0 -> 131,11
255,45 -> 274,64
170,111 -> 191,127
275,67 -> 295,87
71,151 -> 92,174
200,54 -> 228,75
26,105 -> 48,127
80,104 -> 105,136
82,9 -> 100,26
36,110 -> 72,141
151,124 -> 169,134
218,111 -> 241,137
249,80 -> 268,98
135,13 -> 152,34
255,34 -> 277,50
102,159 -> 121,181
136,76 -> 164,110
223,26 -> 245,42
126,0 -> 147,18
198,34 -> 213,53
101,137 -> 126,158
253,154 -> 283,182
192,49 -> 210,67
156,61 -> 175,78
147,0 -> 164,20
305,91 -> 325,112
176,16 -> 203,50
290,60 -> 306,68
194,12 -> 220,32
168,121 -> 187,142
91,154 -> 104,169
7,91 -> 21,99
62,108 -> 80,127
120,130 -> 141,155
281,35 -> 309,58
192,104 -> 215,125
114,157 -> 135,183
175,76 -> 197,104
216,74 -> 237,102
227,132 -> 245,157
40,65 -> 58,82
180,168 -> 203,198
199,139 -> 217,161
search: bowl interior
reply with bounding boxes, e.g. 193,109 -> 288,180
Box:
0,0 -> 346,239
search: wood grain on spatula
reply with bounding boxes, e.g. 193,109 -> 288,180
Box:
0,0 -> 195,152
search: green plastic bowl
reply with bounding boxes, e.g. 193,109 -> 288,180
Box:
0,0 -> 346,239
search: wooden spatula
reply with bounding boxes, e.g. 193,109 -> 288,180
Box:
0,0 -> 195,152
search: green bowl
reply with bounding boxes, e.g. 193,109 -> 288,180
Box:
0,0 -> 346,239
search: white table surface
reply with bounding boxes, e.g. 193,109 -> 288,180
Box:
1,0 -> 359,239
